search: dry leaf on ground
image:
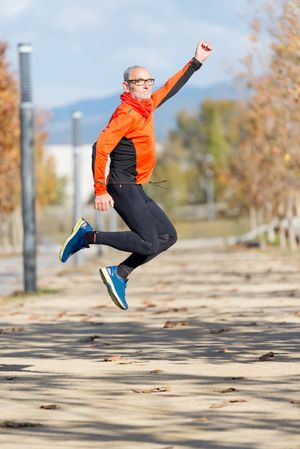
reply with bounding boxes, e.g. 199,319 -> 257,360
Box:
164,321 -> 189,329
0,327 -> 24,334
132,386 -> 171,394
82,335 -> 101,342
103,355 -> 122,362
210,328 -> 230,334
210,398 -> 248,408
221,387 -> 237,393
2,421 -> 42,428
258,351 -> 275,361
40,404 -> 60,410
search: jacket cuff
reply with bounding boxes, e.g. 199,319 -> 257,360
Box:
94,185 -> 107,195
190,57 -> 202,70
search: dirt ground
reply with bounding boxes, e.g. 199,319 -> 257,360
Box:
0,243 -> 300,449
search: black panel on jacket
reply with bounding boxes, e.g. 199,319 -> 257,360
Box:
108,137 -> 137,184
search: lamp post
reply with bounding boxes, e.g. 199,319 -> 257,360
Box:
18,42 -> 37,292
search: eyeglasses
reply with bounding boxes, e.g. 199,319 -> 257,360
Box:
127,78 -> 155,86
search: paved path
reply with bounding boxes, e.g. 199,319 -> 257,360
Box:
0,245 -> 300,449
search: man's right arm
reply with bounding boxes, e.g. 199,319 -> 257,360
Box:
93,107 -> 133,210
93,107 -> 133,195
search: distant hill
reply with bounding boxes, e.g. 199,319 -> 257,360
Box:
46,81 -> 242,145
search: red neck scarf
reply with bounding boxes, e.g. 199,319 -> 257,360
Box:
120,92 -> 152,119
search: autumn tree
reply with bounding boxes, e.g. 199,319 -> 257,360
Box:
0,41 -> 66,247
229,0 -> 300,246
0,42 -> 20,214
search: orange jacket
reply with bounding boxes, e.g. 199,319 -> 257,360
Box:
93,58 -> 202,195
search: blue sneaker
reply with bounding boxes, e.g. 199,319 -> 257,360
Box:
99,266 -> 128,310
59,218 -> 93,263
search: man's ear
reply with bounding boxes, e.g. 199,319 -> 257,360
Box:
122,81 -> 130,93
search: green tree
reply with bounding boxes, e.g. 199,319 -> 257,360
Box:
153,99 -> 239,210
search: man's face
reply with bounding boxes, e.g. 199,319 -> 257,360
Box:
123,67 -> 154,101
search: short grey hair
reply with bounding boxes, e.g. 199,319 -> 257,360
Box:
123,65 -> 143,81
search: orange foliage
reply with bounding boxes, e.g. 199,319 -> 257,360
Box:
0,42 -> 20,213
230,0 -> 300,216
0,41 -> 64,214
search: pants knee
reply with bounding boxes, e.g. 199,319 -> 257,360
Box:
143,230 -> 177,257
143,237 -> 160,257
167,230 -> 177,249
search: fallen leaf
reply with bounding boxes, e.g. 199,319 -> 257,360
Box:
40,404 -> 60,410
221,387 -> 237,393
226,377 -> 246,381
82,335 -> 101,342
88,322 -> 104,326
0,327 -> 24,334
119,360 -> 143,365
210,398 -> 248,409
258,351 -> 275,361
155,307 -> 188,315
210,328 -> 229,334
132,386 -> 171,394
164,321 -> 189,329
2,421 -> 42,428
103,355 -> 122,362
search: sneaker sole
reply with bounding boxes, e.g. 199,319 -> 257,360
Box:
99,268 -> 128,310
59,217 -> 85,263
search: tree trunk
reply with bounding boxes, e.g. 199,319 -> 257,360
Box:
279,220 -> 287,250
286,194 -> 297,250
249,207 -> 257,231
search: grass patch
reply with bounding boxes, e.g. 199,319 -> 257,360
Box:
175,217 -> 250,239
9,287 -> 61,298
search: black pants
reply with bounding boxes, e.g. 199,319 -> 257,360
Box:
98,184 -> 177,272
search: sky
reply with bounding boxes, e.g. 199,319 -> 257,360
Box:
0,0 -> 265,108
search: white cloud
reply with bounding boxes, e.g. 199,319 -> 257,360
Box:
0,0 -> 31,18
0,0 -> 268,107
55,5 -> 100,33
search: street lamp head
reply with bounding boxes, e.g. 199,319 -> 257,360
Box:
72,111 -> 82,120
18,43 -> 32,53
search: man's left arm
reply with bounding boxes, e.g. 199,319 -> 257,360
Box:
152,40 -> 212,109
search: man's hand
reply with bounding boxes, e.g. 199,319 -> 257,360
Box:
194,40 -> 213,63
94,193 -> 114,212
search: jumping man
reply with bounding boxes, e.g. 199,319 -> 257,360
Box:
59,40 -> 213,310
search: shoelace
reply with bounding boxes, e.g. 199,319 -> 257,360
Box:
149,180 -> 168,190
